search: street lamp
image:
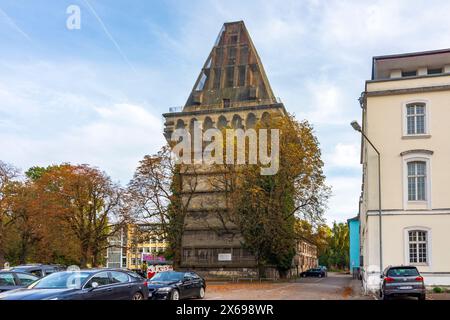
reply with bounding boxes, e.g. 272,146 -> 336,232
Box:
351,120 -> 383,273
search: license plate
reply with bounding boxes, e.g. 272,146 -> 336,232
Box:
399,286 -> 413,290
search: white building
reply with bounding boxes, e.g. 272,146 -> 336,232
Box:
358,49 -> 450,292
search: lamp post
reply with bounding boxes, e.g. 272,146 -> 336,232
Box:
351,120 -> 383,273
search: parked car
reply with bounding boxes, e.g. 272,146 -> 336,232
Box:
300,268 -> 327,278
0,269 -> 149,300
0,271 -> 39,293
10,264 -> 65,278
380,266 -> 426,300
147,271 -> 206,300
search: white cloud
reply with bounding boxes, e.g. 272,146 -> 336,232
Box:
327,143 -> 361,169
0,60 -> 165,184
326,176 -> 361,223
0,103 -> 164,184
298,80 -> 346,125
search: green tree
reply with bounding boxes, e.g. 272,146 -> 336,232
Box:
318,222 -> 349,270
230,114 -> 330,277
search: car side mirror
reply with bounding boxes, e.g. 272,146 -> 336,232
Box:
89,282 -> 99,291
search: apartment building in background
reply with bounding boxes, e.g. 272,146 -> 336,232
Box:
291,239 -> 318,277
359,49 -> 450,291
106,223 -> 168,270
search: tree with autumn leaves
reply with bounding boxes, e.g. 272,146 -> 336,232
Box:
228,115 -> 330,277
128,113 -> 330,277
0,162 -> 126,267
1,113 -> 332,274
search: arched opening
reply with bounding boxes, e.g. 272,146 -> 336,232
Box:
176,119 -> 186,129
246,113 -> 257,129
261,112 -> 271,126
217,116 -> 228,130
203,117 -> 214,130
231,114 -> 243,129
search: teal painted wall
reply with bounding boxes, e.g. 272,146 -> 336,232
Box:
348,218 -> 360,271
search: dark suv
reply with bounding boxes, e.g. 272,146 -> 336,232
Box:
380,266 -> 426,300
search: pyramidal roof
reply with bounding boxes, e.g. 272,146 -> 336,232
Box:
184,21 -> 277,111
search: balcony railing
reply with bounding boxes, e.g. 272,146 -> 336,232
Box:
167,97 -> 283,114
168,106 -> 183,113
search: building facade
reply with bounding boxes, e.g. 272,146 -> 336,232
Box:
291,239 -> 318,277
106,224 -> 168,270
359,49 -> 450,291
162,21 -> 287,276
347,216 -> 360,276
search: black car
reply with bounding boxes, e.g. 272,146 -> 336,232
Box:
10,264 -> 65,278
0,271 -> 39,292
0,269 -> 149,300
147,271 -> 206,300
300,268 -> 326,278
380,266 -> 426,300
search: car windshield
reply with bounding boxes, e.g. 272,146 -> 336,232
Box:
387,267 -> 419,277
150,272 -> 183,282
31,272 -> 91,289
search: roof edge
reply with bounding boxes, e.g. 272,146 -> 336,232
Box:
373,48 -> 450,61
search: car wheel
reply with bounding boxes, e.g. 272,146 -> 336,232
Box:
382,292 -> 390,300
171,289 -> 180,300
197,287 -> 205,299
132,292 -> 144,300
418,294 -> 426,301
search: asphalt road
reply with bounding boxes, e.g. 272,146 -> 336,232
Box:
204,272 -> 370,300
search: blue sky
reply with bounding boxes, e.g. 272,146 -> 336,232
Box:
1,0 -> 449,224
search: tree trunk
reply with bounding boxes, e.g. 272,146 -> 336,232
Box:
0,231 -> 5,267
257,260 -> 266,279
19,232 -> 30,264
80,242 -> 90,268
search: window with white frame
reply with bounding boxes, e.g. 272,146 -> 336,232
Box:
406,103 -> 426,135
408,230 -> 428,264
407,161 -> 427,201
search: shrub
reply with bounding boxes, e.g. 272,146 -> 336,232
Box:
432,287 -> 443,293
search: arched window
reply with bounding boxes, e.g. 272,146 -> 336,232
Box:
407,161 -> 427,201
203,117 -> 214,130
217,116 -> 228,130
176,119 -> 185,129
401,150 -> 433,209
246,113 -> 257,129
231,115 -> 243,129
408,230 -> 428,264
261,112 -> 271,126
